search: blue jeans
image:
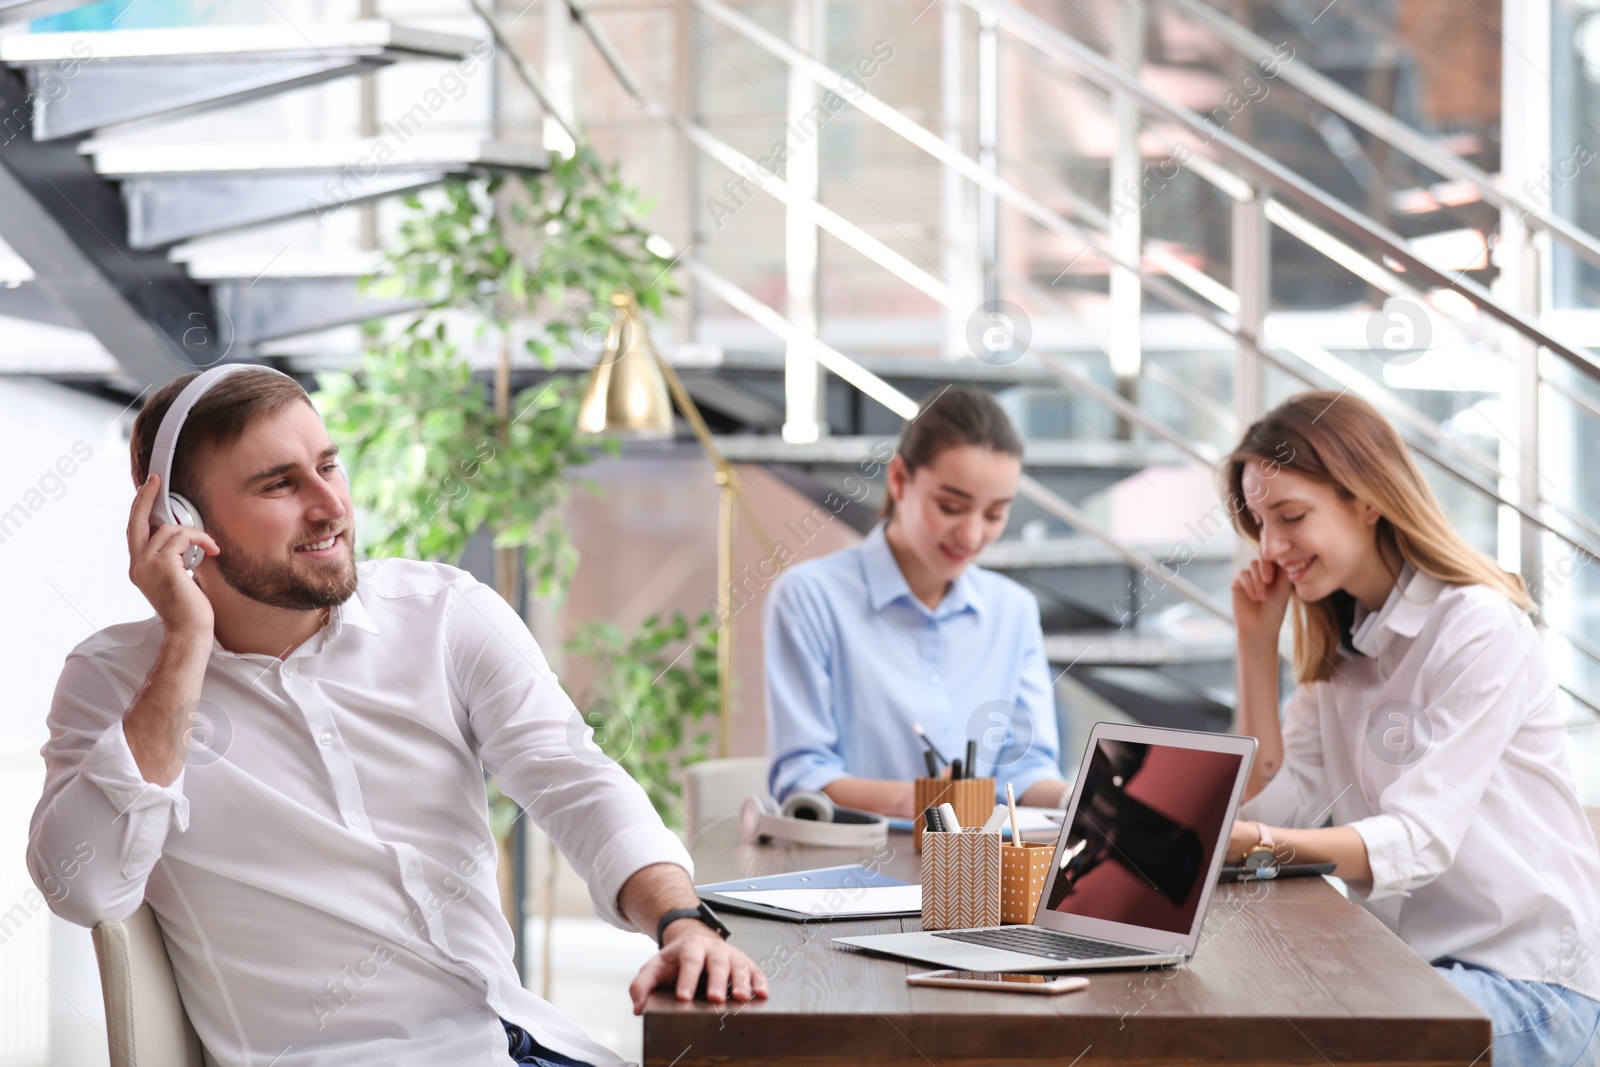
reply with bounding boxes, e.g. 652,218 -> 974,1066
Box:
501,1019 -> 594,1067
1434,959 -> 1600,1067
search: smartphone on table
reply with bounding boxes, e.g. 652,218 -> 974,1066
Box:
906,970 -> 1090,994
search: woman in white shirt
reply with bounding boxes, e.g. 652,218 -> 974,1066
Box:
1223,391 -> 1600,1067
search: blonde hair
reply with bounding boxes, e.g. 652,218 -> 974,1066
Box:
1222,391 -> 1531,683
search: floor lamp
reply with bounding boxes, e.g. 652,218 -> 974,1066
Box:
577,290 -> 770,760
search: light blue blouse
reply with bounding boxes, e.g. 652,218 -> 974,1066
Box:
763,522 -> 1062,804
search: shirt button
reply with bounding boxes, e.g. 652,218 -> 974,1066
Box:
347,813 -> 362,826
407,862 -> 420,877
282,661 -> 297,678
319,732 -> 333,746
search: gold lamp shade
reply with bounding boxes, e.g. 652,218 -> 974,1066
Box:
577,293 -> 673,438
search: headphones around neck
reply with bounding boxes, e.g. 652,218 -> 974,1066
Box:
739,791 -> 889,848
147,364 -> 344,571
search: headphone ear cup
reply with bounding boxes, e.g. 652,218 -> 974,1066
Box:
167,493 -> 200,530
781,791 -> 836,824
167,493 -> 205,570
740,795 -> 772,844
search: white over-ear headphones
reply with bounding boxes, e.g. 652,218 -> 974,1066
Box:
739,792 -> 889,848
147,364 -> 343,570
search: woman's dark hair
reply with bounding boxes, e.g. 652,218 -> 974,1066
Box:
879,386 -> 1024,522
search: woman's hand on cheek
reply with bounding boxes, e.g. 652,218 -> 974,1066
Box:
1231,559 -> 1290,655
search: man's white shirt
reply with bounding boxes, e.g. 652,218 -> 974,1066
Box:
28,558 -> 692,1067
1242,567 -> 1600,1002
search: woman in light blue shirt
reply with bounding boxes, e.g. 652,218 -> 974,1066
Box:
763,387 -> 1070,817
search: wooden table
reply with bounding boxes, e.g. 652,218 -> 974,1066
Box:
643,822 -> 1491,1066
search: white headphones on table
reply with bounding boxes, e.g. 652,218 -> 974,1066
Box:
147,364 -> 343,570
739,791 -> 889,848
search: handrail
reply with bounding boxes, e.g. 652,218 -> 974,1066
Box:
1034,351 -> 1220,466
550,0 -> 1600,684
684,254 -> 1234,623
963,0 -> 1600,387
687,0 -> 1526,493
550,0 -> 1600,723
689,0 -> 1237,319
1157,0 -> 1600,273
993,150 -> 1506,483
688,254 -> 1600,718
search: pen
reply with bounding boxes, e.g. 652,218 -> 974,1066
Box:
950,758 -> 963,781
1006,782 -> 1020,848
922,749 -> 939,778
912,722 -> 950,768
965,740 -> 977,780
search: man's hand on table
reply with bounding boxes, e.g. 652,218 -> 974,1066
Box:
628,922 -> 770,1015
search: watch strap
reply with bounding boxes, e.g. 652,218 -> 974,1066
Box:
656,901 -> 730,947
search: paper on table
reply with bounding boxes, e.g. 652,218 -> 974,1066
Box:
717,884 -> 923,919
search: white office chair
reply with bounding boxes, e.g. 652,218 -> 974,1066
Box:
683,757 -> 767,847
92,903 -> 204,1067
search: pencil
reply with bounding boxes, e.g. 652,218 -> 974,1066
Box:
1006,782 -> 1020,847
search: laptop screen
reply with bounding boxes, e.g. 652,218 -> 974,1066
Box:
1043,737 -> 1244,935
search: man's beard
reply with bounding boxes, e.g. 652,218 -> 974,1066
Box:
212,523 -> 359,611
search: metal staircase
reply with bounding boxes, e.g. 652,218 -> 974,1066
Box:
0,3 -> 545,387
3,0 -> 1598,747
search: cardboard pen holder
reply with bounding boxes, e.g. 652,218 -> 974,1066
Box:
1000,841 -> 1054,924
912,776 -> 995,852
920,828 -> 1001,931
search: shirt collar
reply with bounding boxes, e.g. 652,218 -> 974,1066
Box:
1349,563 -> 1441,658
859,522 -> 985,618
333,584 -> 381,638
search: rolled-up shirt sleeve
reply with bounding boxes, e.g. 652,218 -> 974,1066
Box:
28,652 -> 190,927
445,576 -> 692,931
763,572 -> 846,801
999,595 -> 1063,801
1347,608 -> 1529,900
1239,683 -> 1328,829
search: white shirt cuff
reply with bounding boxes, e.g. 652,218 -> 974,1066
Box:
82,720 -> 190,832
1347,813 -> 1413,899
589,824 -> 694,932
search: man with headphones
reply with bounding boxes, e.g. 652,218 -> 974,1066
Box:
27,365 -> 766,1067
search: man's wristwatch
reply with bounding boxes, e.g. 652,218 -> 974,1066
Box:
656,900 -> 731,948
1242,822 -> 1279,871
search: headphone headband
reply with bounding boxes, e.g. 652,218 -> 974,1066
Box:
148,364 -> 298,527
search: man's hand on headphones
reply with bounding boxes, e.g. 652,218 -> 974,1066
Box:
128,473 -> 220,638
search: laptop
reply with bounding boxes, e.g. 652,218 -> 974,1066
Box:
833,722 -> 1256,972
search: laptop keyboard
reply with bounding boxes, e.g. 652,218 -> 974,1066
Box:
932,926 -> 1141,961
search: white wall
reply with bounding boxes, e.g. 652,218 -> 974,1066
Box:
0,377 -> 152,1067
